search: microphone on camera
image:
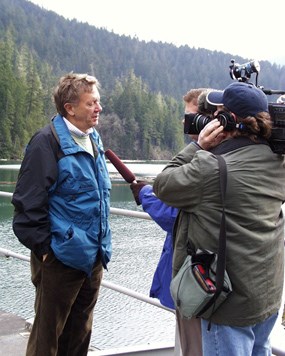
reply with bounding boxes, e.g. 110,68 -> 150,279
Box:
105,149 -> 136,183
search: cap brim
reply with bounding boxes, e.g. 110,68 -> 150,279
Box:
206,90 -> 224,106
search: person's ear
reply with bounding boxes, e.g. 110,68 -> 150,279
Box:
64,103 -> 75,116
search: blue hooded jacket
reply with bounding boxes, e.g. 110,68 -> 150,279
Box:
49,115 -> 112,274
139,185 -> 177,309
12,115 -> 112,276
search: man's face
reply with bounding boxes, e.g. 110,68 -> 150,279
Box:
65,85 -> 102,133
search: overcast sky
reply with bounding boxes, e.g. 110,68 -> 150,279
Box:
29,0 -> 285,66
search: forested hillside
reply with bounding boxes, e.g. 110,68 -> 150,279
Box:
0,0 -> 285,159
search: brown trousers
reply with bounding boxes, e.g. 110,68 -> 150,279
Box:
176,310 -> 202,356
27,250 -> 103,356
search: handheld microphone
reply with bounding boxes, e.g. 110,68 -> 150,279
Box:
105,149 -> 136,183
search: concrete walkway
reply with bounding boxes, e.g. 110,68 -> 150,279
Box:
0,310 -> 102,355
1,308 -> 284,356
0,310 -> 29,356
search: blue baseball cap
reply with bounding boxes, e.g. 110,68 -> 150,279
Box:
206,82 -> 268,118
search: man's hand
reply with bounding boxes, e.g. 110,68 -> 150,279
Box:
130,181 -> 148,205
197,119 -> 226,150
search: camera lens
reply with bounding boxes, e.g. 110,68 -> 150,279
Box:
216,114 -> 227,128
194,114 -> 211,133
184,114 -> 212,134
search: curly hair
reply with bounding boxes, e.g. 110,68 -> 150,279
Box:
221,106 -> 272,141
239,112 -> 272,140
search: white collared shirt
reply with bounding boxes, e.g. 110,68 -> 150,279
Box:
63,117 -> 94,156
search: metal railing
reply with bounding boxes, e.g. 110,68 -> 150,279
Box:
0,190 -> 152,219
1,189 -> 285,356
0,190 -> 171,312
0,246 -> 173,314
0,189 -> 177,355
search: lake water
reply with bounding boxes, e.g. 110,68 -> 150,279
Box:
0,161 -> 176,350
1,161 -> 285,352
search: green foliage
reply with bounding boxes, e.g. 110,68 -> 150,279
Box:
0,0 -> 285,159
98,71 -> 185,159
0,28 -> 48,159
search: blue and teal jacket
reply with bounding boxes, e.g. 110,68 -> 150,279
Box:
12,115 -> 112,275
139,185 -> 177,310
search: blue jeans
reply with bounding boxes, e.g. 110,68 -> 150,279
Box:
201,313 -> 278,356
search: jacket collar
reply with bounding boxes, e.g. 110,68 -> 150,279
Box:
211,136 -> 269,155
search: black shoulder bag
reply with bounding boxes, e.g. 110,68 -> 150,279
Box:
170,155 -> 232,323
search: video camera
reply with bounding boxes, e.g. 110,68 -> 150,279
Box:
184,59 -> 285,154
229,59 -> 260,85
184,112 -> 237,135
229,59 -> 285,154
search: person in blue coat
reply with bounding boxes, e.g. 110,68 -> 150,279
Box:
130,88 -> 212,356
136,183 -> 177,309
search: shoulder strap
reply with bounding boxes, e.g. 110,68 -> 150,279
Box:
214,155 -> 227,293
197,155 -> 227,318
50,119 -> 60,145
49,119 -> 65,161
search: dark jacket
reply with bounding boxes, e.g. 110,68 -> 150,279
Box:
12,115 -> 112,275
153,138 -> 285,326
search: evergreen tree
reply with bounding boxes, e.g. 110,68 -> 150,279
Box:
0,31 -> 16,158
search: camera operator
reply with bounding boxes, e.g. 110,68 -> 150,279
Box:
130,88 -> 219,356
153,81 -> 285,356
